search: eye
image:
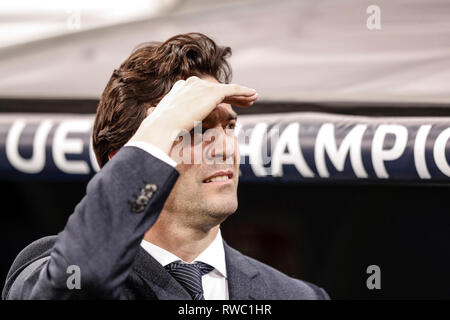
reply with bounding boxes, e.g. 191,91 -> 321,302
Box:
225,122 -> 236,130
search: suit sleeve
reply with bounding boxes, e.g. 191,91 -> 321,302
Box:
7,146 -> 179,299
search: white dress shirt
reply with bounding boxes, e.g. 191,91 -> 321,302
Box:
140,230 -> 229,300
124,141 -> 229,299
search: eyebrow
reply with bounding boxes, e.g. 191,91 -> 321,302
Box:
227,112 -> 238,121
200,109 -> 237,128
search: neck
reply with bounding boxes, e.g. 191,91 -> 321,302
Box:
143,210 -> 220,263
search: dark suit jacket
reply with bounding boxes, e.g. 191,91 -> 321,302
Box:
2,146 -> 329,300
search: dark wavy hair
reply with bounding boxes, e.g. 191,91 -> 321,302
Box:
93,32 -> 232,167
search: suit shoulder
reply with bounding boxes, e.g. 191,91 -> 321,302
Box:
239,250 -> 330,300
2,235 -> 57,299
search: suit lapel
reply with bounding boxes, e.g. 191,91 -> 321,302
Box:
223,241 -> 260,300
132,247 -> 192,300
131,241 -> 262,300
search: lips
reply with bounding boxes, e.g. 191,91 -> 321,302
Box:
202,170 -> 234,183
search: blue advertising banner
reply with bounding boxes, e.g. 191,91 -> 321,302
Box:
1,112 -> 450,183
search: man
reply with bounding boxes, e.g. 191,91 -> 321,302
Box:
3,33 -> 329,300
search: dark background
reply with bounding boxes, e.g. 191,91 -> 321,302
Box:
2,179 -> 450,299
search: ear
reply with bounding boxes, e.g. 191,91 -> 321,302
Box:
108,149 -> 119,160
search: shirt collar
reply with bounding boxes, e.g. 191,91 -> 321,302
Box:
140,239 -> 181,268
140,229 -> 227,279
194,229 -> 227,278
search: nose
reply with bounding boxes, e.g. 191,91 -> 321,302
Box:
203,126 -> 236,164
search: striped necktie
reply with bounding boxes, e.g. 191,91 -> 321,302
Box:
164,260 -> 215,300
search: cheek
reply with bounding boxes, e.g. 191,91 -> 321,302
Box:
175,163 -> 202,187
234,138 -> 240,165
169,135 -> 198,165
234,140 -> 240,182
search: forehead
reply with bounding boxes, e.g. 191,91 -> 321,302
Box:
203,103 -> 236,126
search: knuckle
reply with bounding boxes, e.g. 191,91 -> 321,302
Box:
186,76 -> 200,83
174,79 -> 185,86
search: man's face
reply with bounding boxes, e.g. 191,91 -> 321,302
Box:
163,76 -> 240,229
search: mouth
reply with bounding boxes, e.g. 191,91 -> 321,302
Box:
202,170 -> 234,184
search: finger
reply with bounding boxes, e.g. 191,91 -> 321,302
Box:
229,100 -> 255,108
186,75 -> 200,84
171,79 -> 186,91
224,92 -> 258,102
225,98 -> 255,107
224,93 -> 258,106
220,83 -> 257,97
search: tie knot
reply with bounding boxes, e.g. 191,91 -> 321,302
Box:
164,261 -> 214,300
165,261 -> 214,276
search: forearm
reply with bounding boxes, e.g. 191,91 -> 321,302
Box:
15,146 -> 178,299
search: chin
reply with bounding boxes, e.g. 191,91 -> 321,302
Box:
204,198 -> 238,220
